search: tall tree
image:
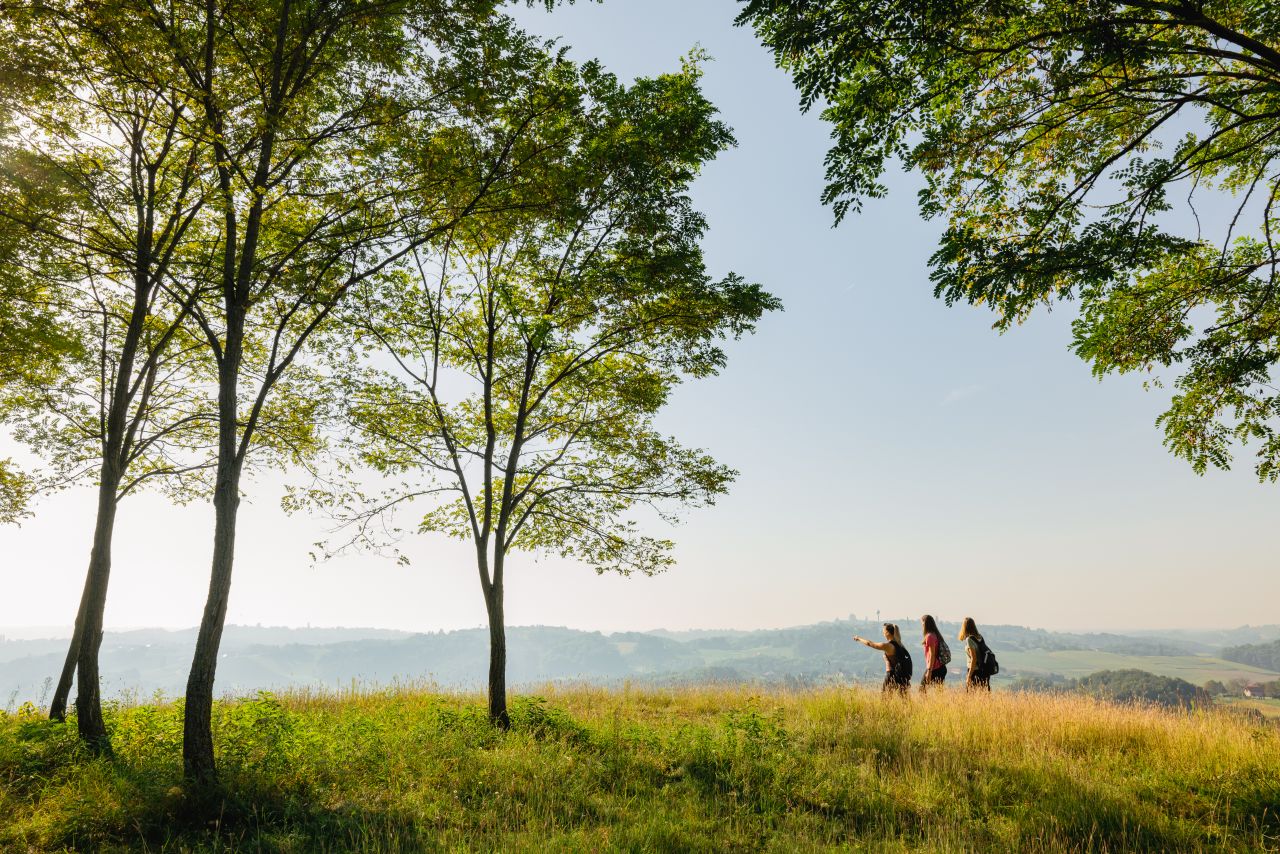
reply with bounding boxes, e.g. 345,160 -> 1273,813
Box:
0,1 -> 216,744
134,0 -> 567,783
739,0 -> 1280,478
302,56 -> 779,726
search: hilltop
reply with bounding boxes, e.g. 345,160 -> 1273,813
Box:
1,685 -> 1277,852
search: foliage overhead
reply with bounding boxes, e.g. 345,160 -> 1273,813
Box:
0,6 -> 221,504
0,460 -> 33,524
299,53 -> 779,578
132,0 -> 564,480
739,0 -> 1280,479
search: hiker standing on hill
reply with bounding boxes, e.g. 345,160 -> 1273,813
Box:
960,617 -> 997,691
920,614 -> 949,691
853,623 -> 912,695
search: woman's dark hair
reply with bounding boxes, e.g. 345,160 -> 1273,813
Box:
921,614 -> 941,638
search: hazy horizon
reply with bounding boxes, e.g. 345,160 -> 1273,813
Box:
3,0 -> 1279,638
4,616 -> 1280,643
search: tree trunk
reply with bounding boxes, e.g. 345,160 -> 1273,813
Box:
48,588 -> 88,722
183,307 -> 244,786
484,584 -> 509,728
72,476 -> 120,751
181,470 -> 238,784
49,475 -> 123,724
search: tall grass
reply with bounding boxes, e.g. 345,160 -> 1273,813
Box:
1,684 -> 1277,852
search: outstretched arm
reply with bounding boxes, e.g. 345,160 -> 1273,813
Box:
853,635 -> 892,652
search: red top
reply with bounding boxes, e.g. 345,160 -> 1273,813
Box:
923,633 -> 940,671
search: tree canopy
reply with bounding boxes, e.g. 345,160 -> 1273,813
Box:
326,55 -> 775,574
739,0 -> 1280,479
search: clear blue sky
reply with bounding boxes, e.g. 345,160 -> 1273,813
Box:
2,0 -> 1277,635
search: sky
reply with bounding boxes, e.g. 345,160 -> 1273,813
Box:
2,0 -> 1278,637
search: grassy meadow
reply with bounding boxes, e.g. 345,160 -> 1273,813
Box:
1,685 -> 1278,852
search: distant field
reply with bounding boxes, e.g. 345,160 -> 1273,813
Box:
999,649 -> 1280,685
1217,696 -> 1280,719
2,685 -> 1278,851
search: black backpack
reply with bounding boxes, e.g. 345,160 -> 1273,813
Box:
889,640 -> 913,682
973,637 -> 999,676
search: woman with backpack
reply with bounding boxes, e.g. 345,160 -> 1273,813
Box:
920,614 -> 949,690
853,623 -> 912,695
960,617 -> 995,691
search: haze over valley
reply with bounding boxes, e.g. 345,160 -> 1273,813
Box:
5,620 -> 1278,707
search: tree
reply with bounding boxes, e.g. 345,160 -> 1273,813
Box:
131,0 -> 570,783
1221,638 -> 1280,671
0,1 -> 218,745
739,0 -> 1280,478
302,55 -> 779,726
1075,669 -> 1208,708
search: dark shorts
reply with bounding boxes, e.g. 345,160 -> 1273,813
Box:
882,672 -> 909,694
922,666 -> 946,686
967,670 -> 991,691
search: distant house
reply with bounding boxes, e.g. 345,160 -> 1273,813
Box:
1243,682 -> 1267,699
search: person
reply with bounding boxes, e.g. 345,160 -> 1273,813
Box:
919,614 -> 948,690
853,623 -> 912,694
960,616 -> 993,692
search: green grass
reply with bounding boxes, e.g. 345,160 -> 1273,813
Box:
1000,650 -> 1280,684
1,685 -> 1278,852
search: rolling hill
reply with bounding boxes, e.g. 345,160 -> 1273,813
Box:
4,620 -> 1279,707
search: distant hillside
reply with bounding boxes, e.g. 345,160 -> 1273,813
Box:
995,648 -> 1278,685
1131,625 -> 1280,652
1012,669 -> 1208,708
1222,638 -> 1280,672
4,620 -> 1278,706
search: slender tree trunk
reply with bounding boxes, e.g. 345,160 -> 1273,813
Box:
181,466 -> 238,783
484,582 -> 509,728
49,472 -> 125,723
183,308 -> 244,785
72,476 -> 120,750
48,587 -> 89,721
